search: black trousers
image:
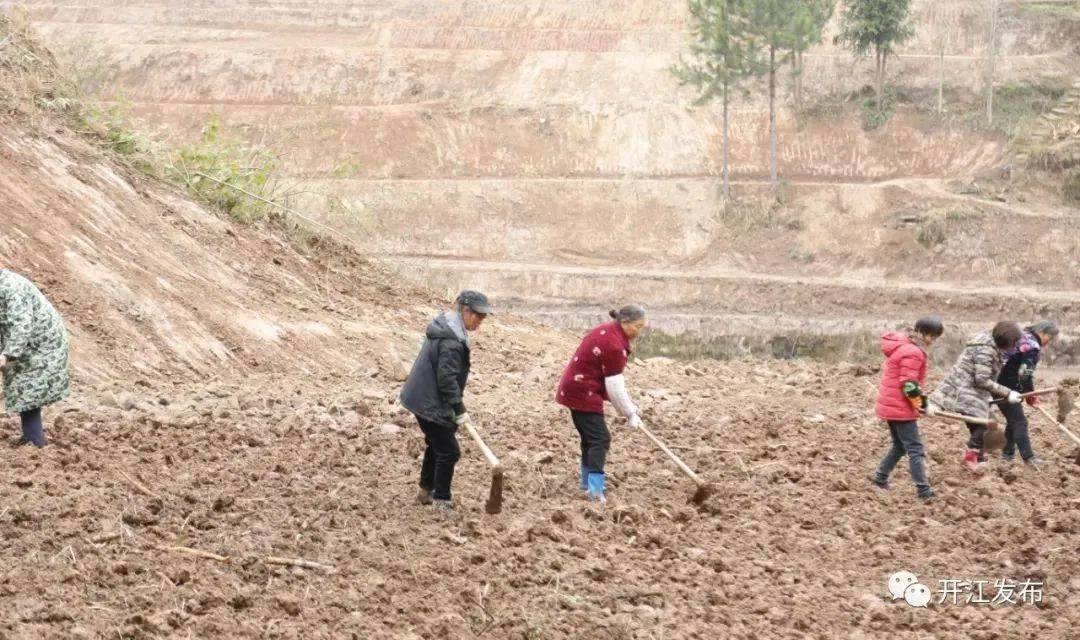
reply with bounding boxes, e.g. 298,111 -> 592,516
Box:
571,410 -> 610,474
966,422 -> 987,459
417,417 -> 460,501
999,402 -> 1035,460
20,408 -> 44,447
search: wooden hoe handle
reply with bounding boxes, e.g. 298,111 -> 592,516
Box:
990,387 -> 1058,405
1033,404 -> 1080,448
637,422 -> 703,486
929,409 -> 996,427
462,420 -> 502,470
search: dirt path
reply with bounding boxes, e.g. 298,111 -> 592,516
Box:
380,256 -> 1080,306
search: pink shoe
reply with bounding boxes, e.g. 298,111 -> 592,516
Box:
962,450 -> 984,473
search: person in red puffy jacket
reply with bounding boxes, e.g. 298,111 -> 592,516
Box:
872,316 -> 945,502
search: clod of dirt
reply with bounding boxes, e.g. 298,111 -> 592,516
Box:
1057,388 -> 1075,423
533,451 -> 555,465
690,482 -> 714,505
121,511 -> 159,527
376,423 -> 402,435
212,496 -> 236,512
276,596 -> 301,616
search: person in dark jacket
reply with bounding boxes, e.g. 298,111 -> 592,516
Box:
555,304 -> 647,503
400,291 -> 491,517
872,317 -> 945,502
997,320 -> 1058,466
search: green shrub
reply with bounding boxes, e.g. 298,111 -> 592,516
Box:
717,196 -> 799,231
860,87 -> 897,131
166,118 -> 296,224
917,218 -> 946,248
71,100 -> 163,174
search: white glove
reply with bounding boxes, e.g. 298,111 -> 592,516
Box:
924,403 -> 939,417
454,412 -> 471,425
1006,391 -> 1022,405
627,413 -> 644,429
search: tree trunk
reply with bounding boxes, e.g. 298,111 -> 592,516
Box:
874,49 -> 884,110
938,41 -> 945,114
769,45 -> 778,188
985,0 -> 998,126
793,52 -> 803,112
722,81 -> 730,199
881,53 -> 888,108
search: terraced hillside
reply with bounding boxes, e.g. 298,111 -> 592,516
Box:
6,0 -> 1080,344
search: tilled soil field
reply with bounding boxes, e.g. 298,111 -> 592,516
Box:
3,358 -> 1079,639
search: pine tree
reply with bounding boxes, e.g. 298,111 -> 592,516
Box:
672,0 -> 759,198
788,0 -> 835,113
985,0 -> 1001,126
743,0 -> 800,188
835,0 -> 915,111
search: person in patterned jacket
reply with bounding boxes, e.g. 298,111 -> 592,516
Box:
929,321 -> 1023,472
997,321 -> 1059,466
0,269 -> 71,448
555,304 -> 647,503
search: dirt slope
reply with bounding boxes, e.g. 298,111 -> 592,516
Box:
0,117 -> 472,385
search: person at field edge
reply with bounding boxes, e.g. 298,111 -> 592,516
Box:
997,320 -> 1059,466
555,304 -> 647,504
0,268 -> 71,448
872,316 -> 945,503
399,291 -> 492,518
929,321 -> 1023,473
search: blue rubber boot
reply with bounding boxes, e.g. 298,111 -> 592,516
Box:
579,464 -> 589,491
586,472 -> 606,503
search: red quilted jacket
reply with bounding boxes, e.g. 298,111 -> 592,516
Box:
875,332 -> 929,421
555,321 -> 631,413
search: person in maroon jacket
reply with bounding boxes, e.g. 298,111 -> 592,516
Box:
556,305 -> 648,503
872,316 -> 945,502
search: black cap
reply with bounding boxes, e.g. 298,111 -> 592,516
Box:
456,290 -> 493,314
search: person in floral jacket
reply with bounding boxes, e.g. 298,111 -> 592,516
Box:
0,269 -> 70,447
555,304 -> 647,503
